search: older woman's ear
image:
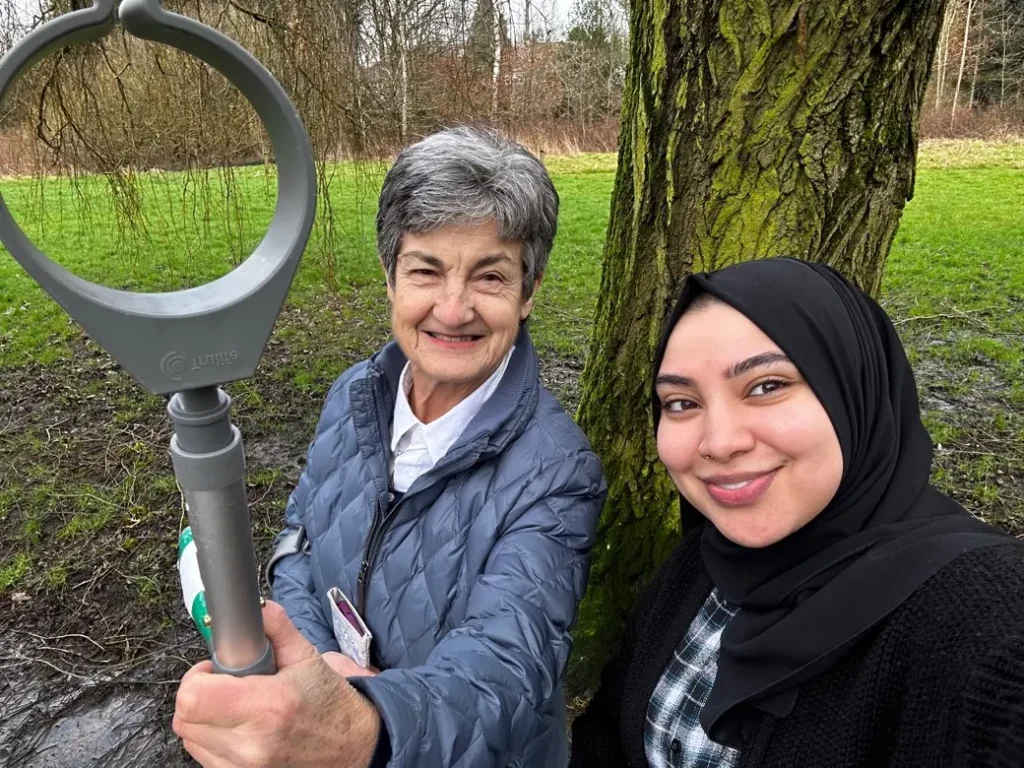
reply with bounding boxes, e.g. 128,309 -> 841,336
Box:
381,258 -> 395,302
520,274 -> 544,321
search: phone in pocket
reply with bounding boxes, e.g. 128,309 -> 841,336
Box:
327,587 -> 372,668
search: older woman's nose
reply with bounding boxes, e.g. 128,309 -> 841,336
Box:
433,283 -> 475,328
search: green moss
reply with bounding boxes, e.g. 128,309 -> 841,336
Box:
0,487 -> 16,522
21,515 -> 42,545
45,564 -> 68,589
1010,386 -> 1024,407
921,413 -> 962,447
649,0 -> 670,92
58,486 -> 116,539
134,576 -> 162,603
718,2 -> 744,68
0,553 -> 31,593
58,510 -> 113,539
149,475 -> 179,496
249,467 -> 282,486
973,483 -> 1001,506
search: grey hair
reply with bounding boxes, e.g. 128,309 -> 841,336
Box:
376,126 -> 559,299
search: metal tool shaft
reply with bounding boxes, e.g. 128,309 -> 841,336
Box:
169,388 -> 274,675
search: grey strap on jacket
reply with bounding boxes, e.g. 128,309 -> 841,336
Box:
265,526 -> 309,592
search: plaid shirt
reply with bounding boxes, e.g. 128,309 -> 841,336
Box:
644,589 -> 741,768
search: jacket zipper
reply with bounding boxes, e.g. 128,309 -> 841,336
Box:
357,498 -> 396,616
354,451 -> 482,617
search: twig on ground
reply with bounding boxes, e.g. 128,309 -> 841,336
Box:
892,305 -> 998,326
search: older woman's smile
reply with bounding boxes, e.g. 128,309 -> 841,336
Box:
422,330 -> 486,347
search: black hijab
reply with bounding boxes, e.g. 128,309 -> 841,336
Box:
651,257 -> 1009,747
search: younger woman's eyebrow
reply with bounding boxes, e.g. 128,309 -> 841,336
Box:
655,373 -> 695,388
655,352 -> 791,389
726,352 -> 792,379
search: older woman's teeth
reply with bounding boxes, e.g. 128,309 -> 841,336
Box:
431,333 -> 477,342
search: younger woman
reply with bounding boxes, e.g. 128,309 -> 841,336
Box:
571,257 -> 1023,767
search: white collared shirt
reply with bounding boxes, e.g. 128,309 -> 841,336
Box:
389,347 -> 514,493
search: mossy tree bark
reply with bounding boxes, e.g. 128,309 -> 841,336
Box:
571,0 -> 947,684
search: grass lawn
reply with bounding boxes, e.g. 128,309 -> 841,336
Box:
0,158 -> 609,367
0,141 -> 1021,761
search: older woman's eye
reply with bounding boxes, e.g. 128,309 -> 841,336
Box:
749,379 -> 788,397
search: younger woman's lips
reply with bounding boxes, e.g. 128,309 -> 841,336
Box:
704,469 -> 779,507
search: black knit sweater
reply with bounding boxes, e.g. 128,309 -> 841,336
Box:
570,530 -> 1024,767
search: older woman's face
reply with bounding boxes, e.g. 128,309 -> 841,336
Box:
388,220 -> 535,395
655,301 -> 843,548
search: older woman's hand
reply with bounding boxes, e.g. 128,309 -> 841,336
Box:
173,601 -> 380,768
324,651 -> 379,677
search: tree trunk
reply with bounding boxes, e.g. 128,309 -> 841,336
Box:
968,0 -> 984,108
935,0 -> 959,107
491,7 -> 502,120
952,0 -> 974,126
346,0 -> 366,155
1001,10 -> 1007,107
571,0 -> 948,685
398,11 -> 410,143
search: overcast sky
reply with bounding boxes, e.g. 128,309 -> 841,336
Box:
4,0 -> 35,29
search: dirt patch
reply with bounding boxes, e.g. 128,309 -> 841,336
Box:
538,352 -> 586,415
898,323 -> 1024,534
1,629 -> 192,767
0,321 -> 331,765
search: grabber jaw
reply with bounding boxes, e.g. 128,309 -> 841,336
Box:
0,0 -> 316,396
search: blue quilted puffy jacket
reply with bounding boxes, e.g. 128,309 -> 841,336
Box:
271,327 -> 606,767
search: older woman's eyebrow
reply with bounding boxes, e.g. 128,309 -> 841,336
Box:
473,254 -> 515,270
726,352 -> 792,379
400,251 -> 445,269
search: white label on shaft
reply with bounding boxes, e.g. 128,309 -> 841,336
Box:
178,538 -> 205,614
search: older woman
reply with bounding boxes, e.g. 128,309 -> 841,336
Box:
173,127 -> 606,768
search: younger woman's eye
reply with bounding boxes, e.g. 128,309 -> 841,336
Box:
749,379 -> 788,397
662,398 -> 698,413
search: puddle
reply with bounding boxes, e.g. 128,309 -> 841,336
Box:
0,633 -> 191,767
7,691 -> 183,767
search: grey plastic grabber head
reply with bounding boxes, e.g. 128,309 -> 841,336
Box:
0,0 -> 317,394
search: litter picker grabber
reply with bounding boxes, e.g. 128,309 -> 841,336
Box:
0,0 -> 317,677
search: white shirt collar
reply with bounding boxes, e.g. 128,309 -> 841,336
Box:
391,346 -> 515,466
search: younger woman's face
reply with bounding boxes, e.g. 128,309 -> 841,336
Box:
655,300 -> 844,548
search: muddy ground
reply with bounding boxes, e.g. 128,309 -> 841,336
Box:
0,301 -> 1021,767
